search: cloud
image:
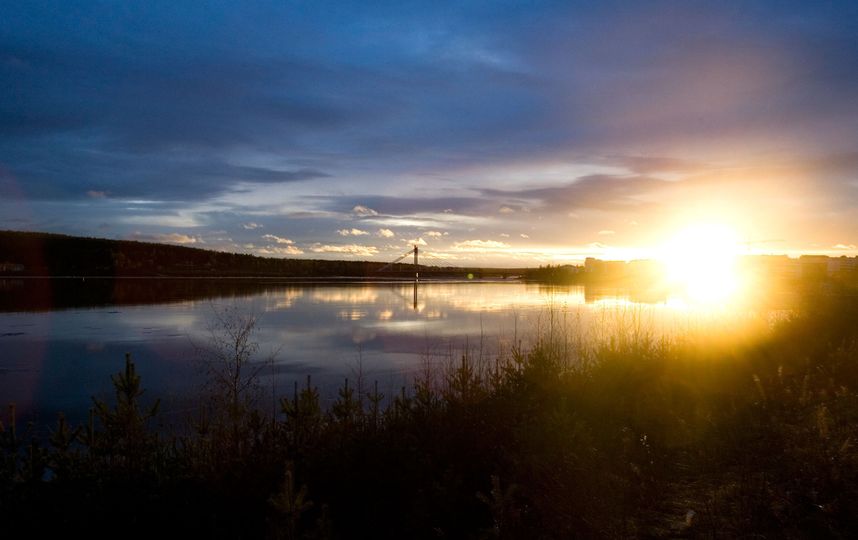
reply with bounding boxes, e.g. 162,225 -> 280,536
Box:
5,146 -> 332,201
4,2 -> 858,259
352,205 -> 378,217
258,245 -> 304,256
242,222 -> 263,230
123,213 -> 203,228
833,244 -> 857,250
230,167 -> 329,184
404,237 -> 428,246
425,231 -> 448,237
520,233 -> 529,239
337,228 -> 369,236
132,232 -> 200,245
452,239 -> 511,251
322,195 -> 488,218
482,174 -> 667,214
499,233 -> 510,238
310,244 -> 379,257
377,228 -> 395,238
262,234 -> 294,244
615,156 -> 709,175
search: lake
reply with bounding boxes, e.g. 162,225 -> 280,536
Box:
0,278 -> 784,427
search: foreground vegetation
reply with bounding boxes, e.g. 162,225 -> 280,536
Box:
3,291 -> 858,538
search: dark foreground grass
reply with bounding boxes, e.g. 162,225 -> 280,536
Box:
3,292 -> 858,538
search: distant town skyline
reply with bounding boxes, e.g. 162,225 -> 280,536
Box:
2,1 -> 857,266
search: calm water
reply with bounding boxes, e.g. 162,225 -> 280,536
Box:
0,279 -> 777,426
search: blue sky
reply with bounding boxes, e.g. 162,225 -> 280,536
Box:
2,1 -> 858,265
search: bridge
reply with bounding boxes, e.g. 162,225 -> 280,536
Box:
375,244 -> 526,310
375,244 -> 525,281
377,245 -> 421,278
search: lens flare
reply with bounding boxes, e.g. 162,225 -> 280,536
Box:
659,223 -> 744,304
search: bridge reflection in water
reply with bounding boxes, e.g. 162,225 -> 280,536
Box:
379,244 -> 420,310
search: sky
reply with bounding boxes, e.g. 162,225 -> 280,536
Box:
2,0 -> 858,266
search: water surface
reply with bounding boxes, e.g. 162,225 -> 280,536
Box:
0,278 -> 781,426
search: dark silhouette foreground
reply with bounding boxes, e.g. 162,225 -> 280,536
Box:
3,291 -> 858,538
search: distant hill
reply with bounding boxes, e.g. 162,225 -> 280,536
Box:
0,230 -> 406,277
0,230 -> 524,278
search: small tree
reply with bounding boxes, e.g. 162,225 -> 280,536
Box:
330,378 -> 361,426
201,306 -> 262,413
268,464 -> 313,540
195,304 -> 275,458
281,375 -> 322,448
48,412 -> 83,481
91,353 -> 160,474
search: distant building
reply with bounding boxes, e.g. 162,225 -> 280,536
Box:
627,259 -> 662,281
828,255 -> 858,275
604,260 -> 627,277
584,257 -> 606,273
799,255 -> 829,280
0,262 -> 24,273
739,255 -> 799,279
583,258 -> 629,281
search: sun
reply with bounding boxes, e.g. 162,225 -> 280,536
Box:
658,223 -> 744,303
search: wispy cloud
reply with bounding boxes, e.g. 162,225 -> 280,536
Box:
351,205 -> 378,217
258,245 -> 304,256
132,232 -> 200,245
262,234 -> 294,244
310,244 -> 379,257
452,240 -> 510,252
337,228 -> 369,236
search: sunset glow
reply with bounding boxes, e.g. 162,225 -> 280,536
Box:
4,3 -> 858,537
1,3 -> 856,265
659,223 -> 744,303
